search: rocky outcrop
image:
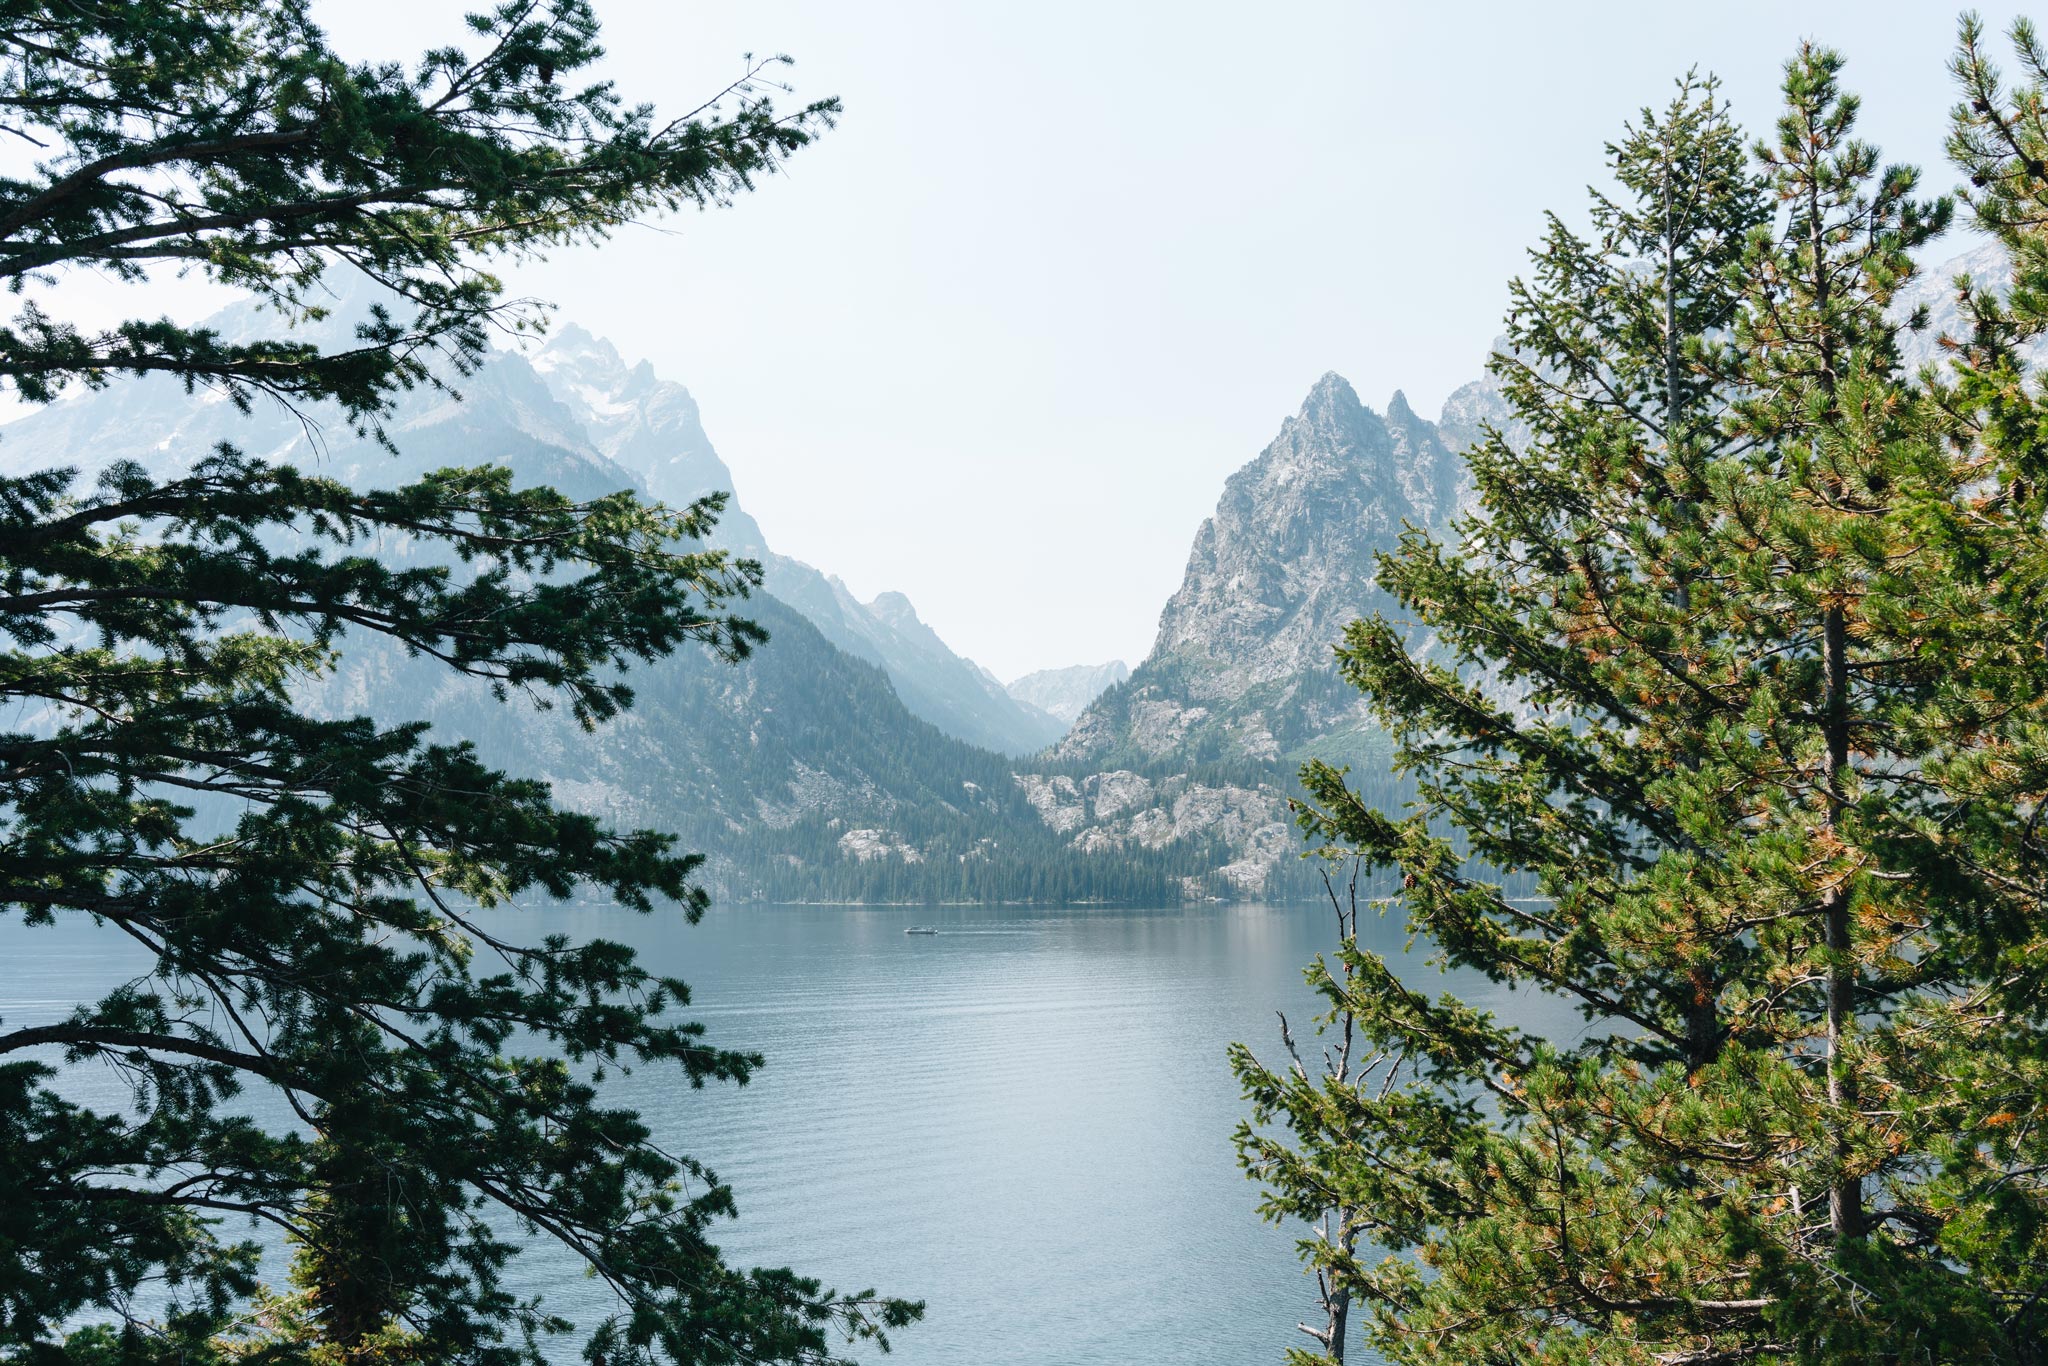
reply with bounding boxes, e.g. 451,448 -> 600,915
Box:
1014,774 -> 1088,834
1087,769 -> 1153,819
1009,769 -> 1299,897
836,828 -> 925,864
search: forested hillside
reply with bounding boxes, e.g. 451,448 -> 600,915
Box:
0,290 -> 1366,902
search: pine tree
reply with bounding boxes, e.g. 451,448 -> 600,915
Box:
0,4 -> 915,1363
1235,44 -> 2047,1364
1234,70 -> 1774,1365
1726,38 -> 1951,1263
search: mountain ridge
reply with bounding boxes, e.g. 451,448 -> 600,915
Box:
1007,661 -> 1129,724
0,284 -> 1336,900
520,323 -> 1066,756
1053,367 -> 1495,769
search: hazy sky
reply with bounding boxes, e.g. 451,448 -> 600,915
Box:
28,2 -> 2042,680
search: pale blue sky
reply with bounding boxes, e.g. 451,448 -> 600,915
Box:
51,3 -> 2048,679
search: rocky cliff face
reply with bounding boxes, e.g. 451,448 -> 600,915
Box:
1010,770 -> 1295,896
1006,368 -> 1501,893
1057,371 -> 1488,768
528,323 -> 771,548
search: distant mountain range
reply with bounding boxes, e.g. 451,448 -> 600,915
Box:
0,284 -> 1284,899
21,246 -> 1996,901
1006,661 -> 1129,724
79,237 -> 1983,896
0,288 -> 1074,757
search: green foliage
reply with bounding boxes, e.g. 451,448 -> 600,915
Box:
0,4 -> 916,1363
1238,43 -> 2048,1365
0,0 -> 833,438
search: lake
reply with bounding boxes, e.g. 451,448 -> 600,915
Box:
1,900 -> 1587,1365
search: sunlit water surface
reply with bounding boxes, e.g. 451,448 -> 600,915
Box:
1,901 -> 1586,1364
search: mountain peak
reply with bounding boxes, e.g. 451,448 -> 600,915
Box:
1058,363 -> 1471,765
1300,371 -> 1361,420
533,322 -> 626,380
867,590 -> 921,626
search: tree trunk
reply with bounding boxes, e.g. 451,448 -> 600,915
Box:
1327,1254 -> 1351,1364
1664,187 -> 1719,1072
1807,168 -> 1862,1246
1822,601 -> 1862,1240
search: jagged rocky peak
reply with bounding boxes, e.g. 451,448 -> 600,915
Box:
1382,387 -> 1462,528
1268,372 -> 1386,479
1304,369 -> 1358,414
1057,365 -> 1479,767
530,322 -> 663,402
1435,337 -> 1521,458
522,321 -> 764,551
530,322 -> 686,426
522,323 -> 1061,757
1149,369 -> 1432,673
533,319 -> 623,371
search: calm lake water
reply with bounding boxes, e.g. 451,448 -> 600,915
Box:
1,900 -> 1587,1365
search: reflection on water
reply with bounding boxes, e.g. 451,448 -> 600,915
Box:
0,901 -> 1589,1365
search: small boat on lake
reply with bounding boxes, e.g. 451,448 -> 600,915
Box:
905,926 -> 938,936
